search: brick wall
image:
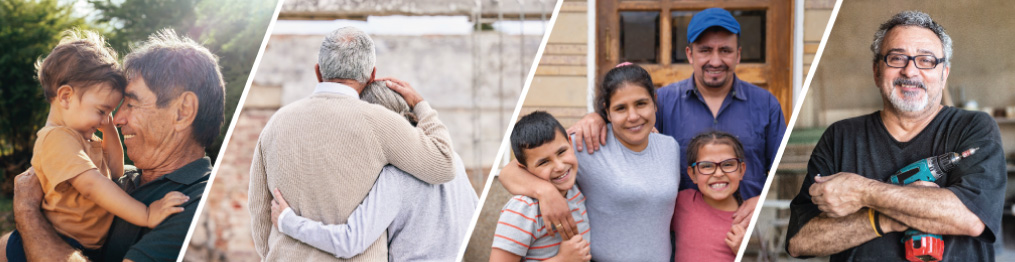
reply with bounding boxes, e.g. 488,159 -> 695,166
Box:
185,109 -> 274,262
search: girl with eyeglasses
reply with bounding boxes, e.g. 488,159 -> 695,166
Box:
671,130 -> 748,261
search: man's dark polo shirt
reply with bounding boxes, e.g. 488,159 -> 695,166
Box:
100,157 -> 210,262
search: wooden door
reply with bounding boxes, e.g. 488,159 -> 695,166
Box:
597,0 -> 794,121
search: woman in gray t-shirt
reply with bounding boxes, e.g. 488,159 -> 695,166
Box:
500,64 -> 679,261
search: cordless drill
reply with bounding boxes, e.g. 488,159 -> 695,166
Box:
886,147 -> 978,262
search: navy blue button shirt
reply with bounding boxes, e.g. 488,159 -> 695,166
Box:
655,75 -> 786,199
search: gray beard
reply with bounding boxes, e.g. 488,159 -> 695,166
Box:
888,88 -> 929,112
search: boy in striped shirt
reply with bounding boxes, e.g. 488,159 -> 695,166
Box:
491,111 -> 591,262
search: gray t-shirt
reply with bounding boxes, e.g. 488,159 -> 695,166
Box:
278,154 -> 478,261
574,124 -> 679,261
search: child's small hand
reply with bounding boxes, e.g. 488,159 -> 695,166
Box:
98,113 -> 117,136
553,235 -> 591,262
146,191 -> 189,228
725,222 -> 746,254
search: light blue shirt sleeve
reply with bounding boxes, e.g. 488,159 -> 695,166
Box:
278,169 -> 402,259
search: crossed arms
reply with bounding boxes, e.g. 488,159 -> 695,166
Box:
786,125 -> 1004,258
786,172 -> 987,257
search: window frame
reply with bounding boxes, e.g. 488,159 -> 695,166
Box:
597,0 -> 794,121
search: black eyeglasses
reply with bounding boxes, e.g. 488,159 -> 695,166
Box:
879,53 -> 945,69
690,158 -> 742,175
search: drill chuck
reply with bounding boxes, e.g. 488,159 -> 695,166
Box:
889,148 -> 977,185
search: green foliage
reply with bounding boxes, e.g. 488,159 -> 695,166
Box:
90,0 -> 200,55
192,0 -> 277,162
0,0 -> 87,195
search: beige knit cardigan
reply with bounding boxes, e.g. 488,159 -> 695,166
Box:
248,93 -> 455,261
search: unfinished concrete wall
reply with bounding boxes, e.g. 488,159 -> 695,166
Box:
249,33 -> 537,175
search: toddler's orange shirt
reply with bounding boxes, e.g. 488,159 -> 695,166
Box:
31,126 -> 115,249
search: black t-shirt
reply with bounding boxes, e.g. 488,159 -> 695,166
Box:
785,106 -> 1005,261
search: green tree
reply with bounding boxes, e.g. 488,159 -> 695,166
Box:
191,0 -> 277,162
90,0 -> 200,55
0,0 -> 88,196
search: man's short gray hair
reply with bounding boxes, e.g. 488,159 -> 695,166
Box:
361,81 -> 418,125
319,27 -> 375,83
871,11 -> 952,66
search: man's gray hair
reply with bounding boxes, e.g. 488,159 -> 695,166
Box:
871,10 -> 952,66
361,81 -> 418,125
319,27 -> 375,83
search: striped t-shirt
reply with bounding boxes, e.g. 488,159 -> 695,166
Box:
492,185 -> 590,261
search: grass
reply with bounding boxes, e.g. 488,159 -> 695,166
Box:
0,197 -> 13,233
0,197 -> 11,212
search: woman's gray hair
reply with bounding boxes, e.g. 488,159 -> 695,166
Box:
871,10 -> 952,66
361,81 -> 418,126
319,27 -> 375,82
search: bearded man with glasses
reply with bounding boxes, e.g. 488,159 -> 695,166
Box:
785,11 -> 1005,261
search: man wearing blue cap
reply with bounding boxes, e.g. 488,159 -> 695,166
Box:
569,7 -> 786,226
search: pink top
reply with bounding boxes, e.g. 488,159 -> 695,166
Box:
671,189 -> 736,262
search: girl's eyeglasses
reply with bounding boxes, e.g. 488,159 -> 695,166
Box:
691,158 -> 742,175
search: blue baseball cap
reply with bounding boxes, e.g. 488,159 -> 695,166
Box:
687,8 -> 741,44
